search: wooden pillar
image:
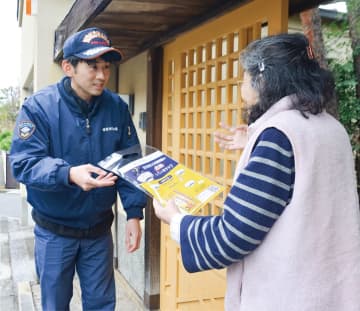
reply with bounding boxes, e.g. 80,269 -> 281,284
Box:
143,47 -> 163,310
268,0 -> 289,34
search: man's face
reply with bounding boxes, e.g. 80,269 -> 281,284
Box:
66,58 -> 111,102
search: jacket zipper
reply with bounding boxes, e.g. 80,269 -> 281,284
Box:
86,117 -> 91,135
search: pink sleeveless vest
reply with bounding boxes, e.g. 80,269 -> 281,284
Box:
225,96 -> 360,311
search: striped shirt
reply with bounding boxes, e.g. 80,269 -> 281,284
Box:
178,127 -> 295,273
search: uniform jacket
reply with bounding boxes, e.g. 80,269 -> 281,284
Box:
10,77 -> 147,233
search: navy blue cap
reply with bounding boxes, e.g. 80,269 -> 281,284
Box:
63,27 -> 123,61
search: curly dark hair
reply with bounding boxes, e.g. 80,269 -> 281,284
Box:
240,33 -> 335,124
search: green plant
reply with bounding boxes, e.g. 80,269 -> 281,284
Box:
329,59 -> 360,192
0,86 -> 20,132
324,18 -> 360,192
324,19 -> 360,150
0,130 -> 12,152
329,60 -> 360,154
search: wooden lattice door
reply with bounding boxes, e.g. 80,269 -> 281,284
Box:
160,0 -> 288,310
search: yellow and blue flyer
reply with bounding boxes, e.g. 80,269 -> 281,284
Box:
115,149 -> 224,215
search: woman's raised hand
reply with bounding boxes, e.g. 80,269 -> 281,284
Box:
214,122 -> 248,150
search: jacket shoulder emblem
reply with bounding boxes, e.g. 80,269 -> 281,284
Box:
18,120 -> 36,140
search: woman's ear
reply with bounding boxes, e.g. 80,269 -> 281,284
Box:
61,60 -> 74,77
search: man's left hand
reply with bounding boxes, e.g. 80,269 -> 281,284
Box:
125,218 -> 142,253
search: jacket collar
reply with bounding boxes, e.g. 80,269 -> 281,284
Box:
58,76 -> 102,117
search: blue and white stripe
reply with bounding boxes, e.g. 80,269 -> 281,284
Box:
180,127 -> 295,273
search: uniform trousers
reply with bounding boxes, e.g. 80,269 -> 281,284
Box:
34,224 -> 115,311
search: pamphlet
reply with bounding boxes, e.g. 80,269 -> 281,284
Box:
98,145 -> 224,215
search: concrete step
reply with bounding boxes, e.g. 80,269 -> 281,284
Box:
18,281 -> 35,311
8,226 -> 37,284
1,216 -> 37,311
8,224 -> 37,311
0,217 -> 19,311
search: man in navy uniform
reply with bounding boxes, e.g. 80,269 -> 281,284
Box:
10,27 -> 147,311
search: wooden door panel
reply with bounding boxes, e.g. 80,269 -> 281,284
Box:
161,1 -> 288,310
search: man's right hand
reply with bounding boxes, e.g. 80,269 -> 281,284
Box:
69,164 -> 118,191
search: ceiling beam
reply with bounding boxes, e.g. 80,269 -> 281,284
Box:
137,0 -> 250,57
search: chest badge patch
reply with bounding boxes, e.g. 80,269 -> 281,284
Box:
18,121 -> 36,140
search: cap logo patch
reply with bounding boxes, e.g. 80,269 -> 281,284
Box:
18,121 -> 36,140
82,30 -> 110,46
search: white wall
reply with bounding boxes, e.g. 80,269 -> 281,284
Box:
116,52 -> 148,299
19,0 -> 75,99
118,52 -> 148,147
19,5 -> 35,93
33,0 -> 75,90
